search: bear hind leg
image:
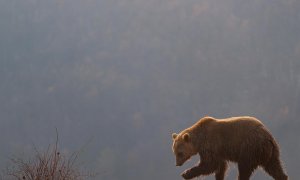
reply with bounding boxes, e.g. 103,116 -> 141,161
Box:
215,161 -> 228,180
262,157 -> 288,180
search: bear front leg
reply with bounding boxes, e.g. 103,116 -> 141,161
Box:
215,161 -> 228,180
181,165 -> 200,179
181,160 -> 219,179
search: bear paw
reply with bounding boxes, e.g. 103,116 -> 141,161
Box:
181,169 -> 193,180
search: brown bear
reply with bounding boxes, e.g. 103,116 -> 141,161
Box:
172,116 -> 288,180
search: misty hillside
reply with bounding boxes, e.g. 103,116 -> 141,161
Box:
0,0 -> 299,179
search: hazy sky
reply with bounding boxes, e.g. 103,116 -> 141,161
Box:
1,0 -> 300,179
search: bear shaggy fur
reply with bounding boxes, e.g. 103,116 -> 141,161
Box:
172,116 -> 288,180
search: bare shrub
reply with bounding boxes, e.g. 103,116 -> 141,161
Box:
6,132 -> 93,180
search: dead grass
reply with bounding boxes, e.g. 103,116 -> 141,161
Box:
6,131 -> 94,180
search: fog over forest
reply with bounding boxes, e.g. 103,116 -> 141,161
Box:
0,0 -> 300,179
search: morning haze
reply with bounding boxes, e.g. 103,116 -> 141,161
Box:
0,0 -> 299,179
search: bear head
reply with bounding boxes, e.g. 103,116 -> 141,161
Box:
172,132 -> 198,166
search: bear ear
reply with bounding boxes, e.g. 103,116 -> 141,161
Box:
172,133 -> 178,139
183,133 -> 190,142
